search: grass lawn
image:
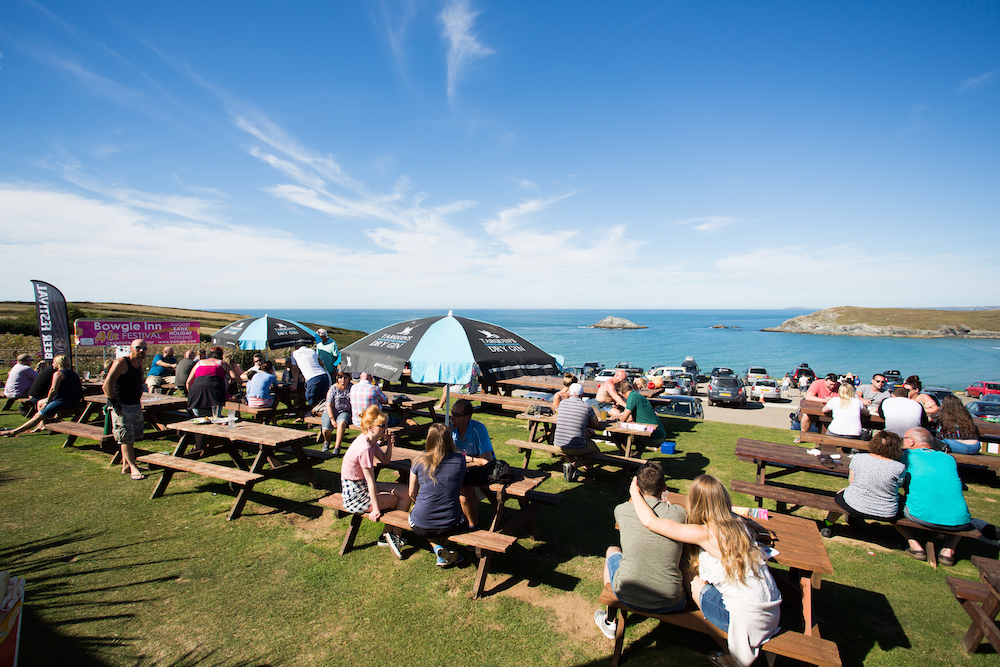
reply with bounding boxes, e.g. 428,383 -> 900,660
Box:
2,388 -> 998,666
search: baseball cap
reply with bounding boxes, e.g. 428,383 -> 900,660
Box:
569,382 -> 584,397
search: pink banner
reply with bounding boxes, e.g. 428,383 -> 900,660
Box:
75,320 -> 201,347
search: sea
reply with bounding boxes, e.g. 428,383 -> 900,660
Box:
239,309 -> 1000,392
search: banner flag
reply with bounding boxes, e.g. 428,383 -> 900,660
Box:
30,280 -> 73,364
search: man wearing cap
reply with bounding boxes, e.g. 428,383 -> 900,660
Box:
553,382 -> 601,481
3,354 -> 38,401
316,329 -> 341,375
796,374 -> 841,441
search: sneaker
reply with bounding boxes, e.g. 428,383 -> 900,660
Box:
563,462 -> 577,482
332,446 -> 341,456
385,533 -> 404,560
594,608 -> 617,639
377,534 -> 408,548
819,526 -> 833,538
435,546 -> 462,567
321,443 -> 330,453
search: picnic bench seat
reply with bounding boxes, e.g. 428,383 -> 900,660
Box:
461,392 -> 551,414
730,479 -> 981,568
43,420 -> 116,449
598,584 -> 842,667
319,492 -> 518,598
138,452 -> 266,521
797,431 -> 1000,474
1,397 -> 27,412
506,438 -> 645,472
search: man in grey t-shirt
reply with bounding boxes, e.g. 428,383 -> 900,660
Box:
858,373 -> 891,410
595,462 -> 687,639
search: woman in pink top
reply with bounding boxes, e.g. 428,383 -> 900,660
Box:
341,405 -> 411,557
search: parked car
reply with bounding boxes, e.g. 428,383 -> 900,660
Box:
710,367 -> 736,378
921,386 -> 954,405
967,401 -> 1000,419
790,365 -> 816,384
707,376 -> 746,407
979,394 -> 1000,403
562,366 -> 587,381
583,362 -> 604,378
613,362 -> 646,379
659,380 -> 684,396
593,368 -> 617,383
748,378 -> 780,402
965,381 -> 1000,399
745,367 -> 768,382
652,395 -> 704,419
681,356 -> 700,379
675,372 -> 697,395
883,370 -> 904,391
646,366 -> 687,381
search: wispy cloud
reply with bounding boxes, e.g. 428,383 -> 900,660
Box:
440,0 -> 494,100
959,71 -> 995,91
374,0 -> 418,76
675,216 -> 739,232
508,176 -> 540,191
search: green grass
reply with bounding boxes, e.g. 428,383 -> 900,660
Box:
2,392 -> 998,666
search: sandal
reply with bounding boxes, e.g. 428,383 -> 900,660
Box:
130,472 -> 147,481
793,438 -> 802,444
904,547 -> 927,561
938,552 -> 956,567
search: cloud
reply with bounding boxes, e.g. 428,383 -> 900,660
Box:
439,0 -> 495,99
675,216 -> 739,232
959,71 -> 995,91
374,0 -> 418,75
508,176 -> 540,191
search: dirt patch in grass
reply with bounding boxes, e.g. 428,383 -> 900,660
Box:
494,577 -> 602,641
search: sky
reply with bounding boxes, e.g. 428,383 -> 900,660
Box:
1,1 -> 998,311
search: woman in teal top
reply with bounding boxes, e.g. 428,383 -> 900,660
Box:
894,427 -> 972,567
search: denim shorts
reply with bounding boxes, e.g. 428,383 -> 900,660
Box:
608,552 -> 687,614
39,397 -> 77,418
322,410 -> 352,431
699,584 -> 730,632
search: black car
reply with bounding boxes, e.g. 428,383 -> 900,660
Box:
791,365 -> 816,384
710,367 -> 735,377
922,386 -> 954,405
707,376 -> 746,407
883,370 -> 904,391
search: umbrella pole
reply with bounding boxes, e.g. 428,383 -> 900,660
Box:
444,385 -> 451,427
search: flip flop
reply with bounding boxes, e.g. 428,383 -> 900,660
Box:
130,472 -> 147,481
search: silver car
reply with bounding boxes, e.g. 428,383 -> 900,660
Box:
748,379 -> 780,402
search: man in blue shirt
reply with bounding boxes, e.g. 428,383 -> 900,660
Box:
145,346 -> 177,391
450,398 -> 494,527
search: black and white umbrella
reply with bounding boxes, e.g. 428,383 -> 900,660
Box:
341,311 -> 561,421
211,315 -> 319,350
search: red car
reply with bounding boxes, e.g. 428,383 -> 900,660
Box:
965,381 -> 1000,399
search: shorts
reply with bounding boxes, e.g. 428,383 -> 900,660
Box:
247,397 -> 274,409
557,439 -> 601,456
699,584 -> 730,632
322,410 -> 351,431
146,375 -> 170,390
39,397 -> 78,418
608,552 -> 687,614
835,490 -> 900,521
305,374 -> 331,407
342,478 -> 371,514
111,403 -> 144,445
408,515 -> 468,540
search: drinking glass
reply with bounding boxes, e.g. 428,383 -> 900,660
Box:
212,405 -> 223,420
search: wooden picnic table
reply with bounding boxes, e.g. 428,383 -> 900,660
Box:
493,374 -> 663,399
517,411 -> 659,458
142,419 -> 324,520
78,393 -> 190,431
800,398 -> 1000,442
736,438 -> 850,485
949,555 -> 1000,654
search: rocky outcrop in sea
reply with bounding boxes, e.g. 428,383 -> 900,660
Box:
591,316 -> 647,330
764,308 -> 1000,338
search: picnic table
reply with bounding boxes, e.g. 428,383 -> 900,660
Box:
736,438 -> 850,485
493,374 -> 663,399
798,399 -> 885,433
78,393 -> 190,431
599,491 -> 837,667
517,411 -> 659,458
139,419 -> 325,520
948,555 -> 1000,654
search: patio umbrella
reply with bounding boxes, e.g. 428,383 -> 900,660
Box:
211,315 -> 319,351
341,311 -> 561,423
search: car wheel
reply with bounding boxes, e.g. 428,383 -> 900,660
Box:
966,390 -> 972,397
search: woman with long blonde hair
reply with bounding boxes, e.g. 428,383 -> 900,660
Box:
407,423 -> 468,567
822,380 -> 863,439
628,474 -> 781,667
341,405 -> 410,558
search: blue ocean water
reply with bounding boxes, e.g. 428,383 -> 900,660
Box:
239,309 -> 1000,391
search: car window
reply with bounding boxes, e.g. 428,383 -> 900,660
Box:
986,383 -> 1000,390
713,378 -> 739,388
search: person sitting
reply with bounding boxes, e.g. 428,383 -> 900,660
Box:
594,462 -> 688,640
795,374 -> 840,442
1,355 -> 83,437
340,406 -> 411,558
904,375 -> 939,423
551,372 -> 578,411
239,353 -> 264,382
246,361 -> 277,409
822,381 -> 864,439
857,373 -> 891,412
320,371 -> 352,454
880,386 -> 925,437
595,370 -> 628,419
553,382 -> 600,481
935,395 -> 981,455
450,398 -> 495,527
894,427 -> 973,566
407,423 -> 468,568
820,431 -> 905,537
3,354 -> 37,402
21,360 -> 54,417
616,379 -> 666,447
145,346 -> 177,391
173,350 -> 197,395
628,474 -> 781,667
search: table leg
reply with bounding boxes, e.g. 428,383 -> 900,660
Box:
287,441 -> 320,488
791,567 -> 820,637
472,553 -> 493,599
149,433 -> 192,500
960,594 -> 1000,653
77,402 -> 98,424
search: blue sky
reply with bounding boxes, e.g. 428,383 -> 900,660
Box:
1,1 -> 998,310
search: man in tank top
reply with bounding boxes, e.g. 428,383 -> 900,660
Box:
103,339 -> 149,480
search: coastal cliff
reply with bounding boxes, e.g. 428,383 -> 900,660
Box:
764,306 -> 1000,339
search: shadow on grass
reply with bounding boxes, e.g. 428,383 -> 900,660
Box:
816,580 -> 910,665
